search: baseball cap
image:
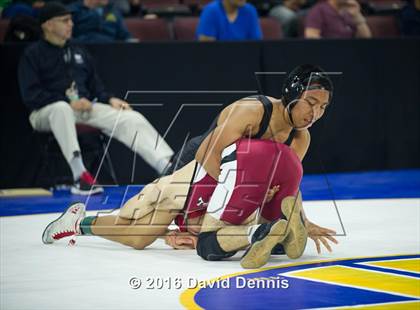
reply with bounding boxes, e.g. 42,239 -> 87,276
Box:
38,2 -> 72,25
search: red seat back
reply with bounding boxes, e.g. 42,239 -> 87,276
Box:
173,17 -> 199,41
125,18 -> 172,41
260,17 -> 283,40
366,15 -> 400,38
0,19 -> 10,42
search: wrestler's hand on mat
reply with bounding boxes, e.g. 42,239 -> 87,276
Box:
265,185 -> 280,202
304,220 -> 338,254
110,97 -> 132,110
164,230 -> 198,250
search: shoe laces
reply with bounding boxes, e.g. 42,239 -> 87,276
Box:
69,217 -> 83,246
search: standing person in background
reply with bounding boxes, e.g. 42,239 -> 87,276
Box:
197,0 -> 262,41
304,0 -> 371,38
18,2 -> 174,195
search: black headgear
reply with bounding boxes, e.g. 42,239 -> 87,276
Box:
281,64 -> 333,128
282,64 -> 333,107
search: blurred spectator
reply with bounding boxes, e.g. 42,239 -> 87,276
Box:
69,0 -> 135,42
4,14 -> 41,41
401,0 -> 420,36
0,0 -> 11,15
197,0 -> 262,41
2,0 -> 44,18
109,0 -> 141,16
109,0 -> 129,15
2,0 -> 43,41
305,0 -> 371,38
269,0 -> 306,37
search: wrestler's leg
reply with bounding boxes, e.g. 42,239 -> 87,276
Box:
195,140 -> 296,266
197,211 -> 288,268
200,211 -> 258,252
80,161 -> 196,249
196,212 -> 260,261
86,200 -> 177,250
259,145 -> 306,259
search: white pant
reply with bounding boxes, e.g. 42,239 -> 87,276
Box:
29,101 -> 174,173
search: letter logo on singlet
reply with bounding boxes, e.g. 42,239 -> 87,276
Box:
197,197 -> 208,208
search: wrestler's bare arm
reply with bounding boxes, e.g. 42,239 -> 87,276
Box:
290,129 -> 311,161
195,102 -> 263,180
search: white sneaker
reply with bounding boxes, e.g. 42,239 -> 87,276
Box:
42,202 -> 86,244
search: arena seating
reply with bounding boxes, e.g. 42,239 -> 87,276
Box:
125,18 -> 172,41
173,17 -> 199,41
260,17 -> 283,39
0,0 -> 406,43
366,15 -> 400,37
0,19 -> 10,42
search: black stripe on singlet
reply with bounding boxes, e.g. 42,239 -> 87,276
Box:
254,95 -> 273,139
249,95 -> 295,146
221,151 -> 237,165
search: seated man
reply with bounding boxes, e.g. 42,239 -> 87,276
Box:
197,0 -> 262,41
269,0 -> 306,38
304,0 -> 371,39
18,2 -> 173,194
42,138 -> 338,269
69,0 -> 134,43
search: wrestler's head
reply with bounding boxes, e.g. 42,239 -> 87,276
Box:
281,64 -> 333,130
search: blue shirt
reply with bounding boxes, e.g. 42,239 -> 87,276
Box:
196,0 -> 262,41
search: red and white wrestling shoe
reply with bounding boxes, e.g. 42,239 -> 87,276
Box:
42,202 -> 86,244
71,171 -> 104,196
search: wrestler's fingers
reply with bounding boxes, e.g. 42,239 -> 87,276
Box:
320,237 -> 332,252
314,238 -> 321,254
173,244 -> 193,250
323,228 -> 337,234
325,235 -> 339,244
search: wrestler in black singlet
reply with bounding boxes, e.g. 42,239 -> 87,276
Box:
162,95 -> 295,176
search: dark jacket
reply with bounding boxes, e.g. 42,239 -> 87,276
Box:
18,39 -> 111,112
69,1 -> 131,43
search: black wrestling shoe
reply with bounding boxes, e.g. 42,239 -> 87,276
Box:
281,192 -> 308,259
271,243 -> 286,255
241,219 -> 289,269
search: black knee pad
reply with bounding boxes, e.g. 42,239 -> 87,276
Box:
196,231 -> 237,261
